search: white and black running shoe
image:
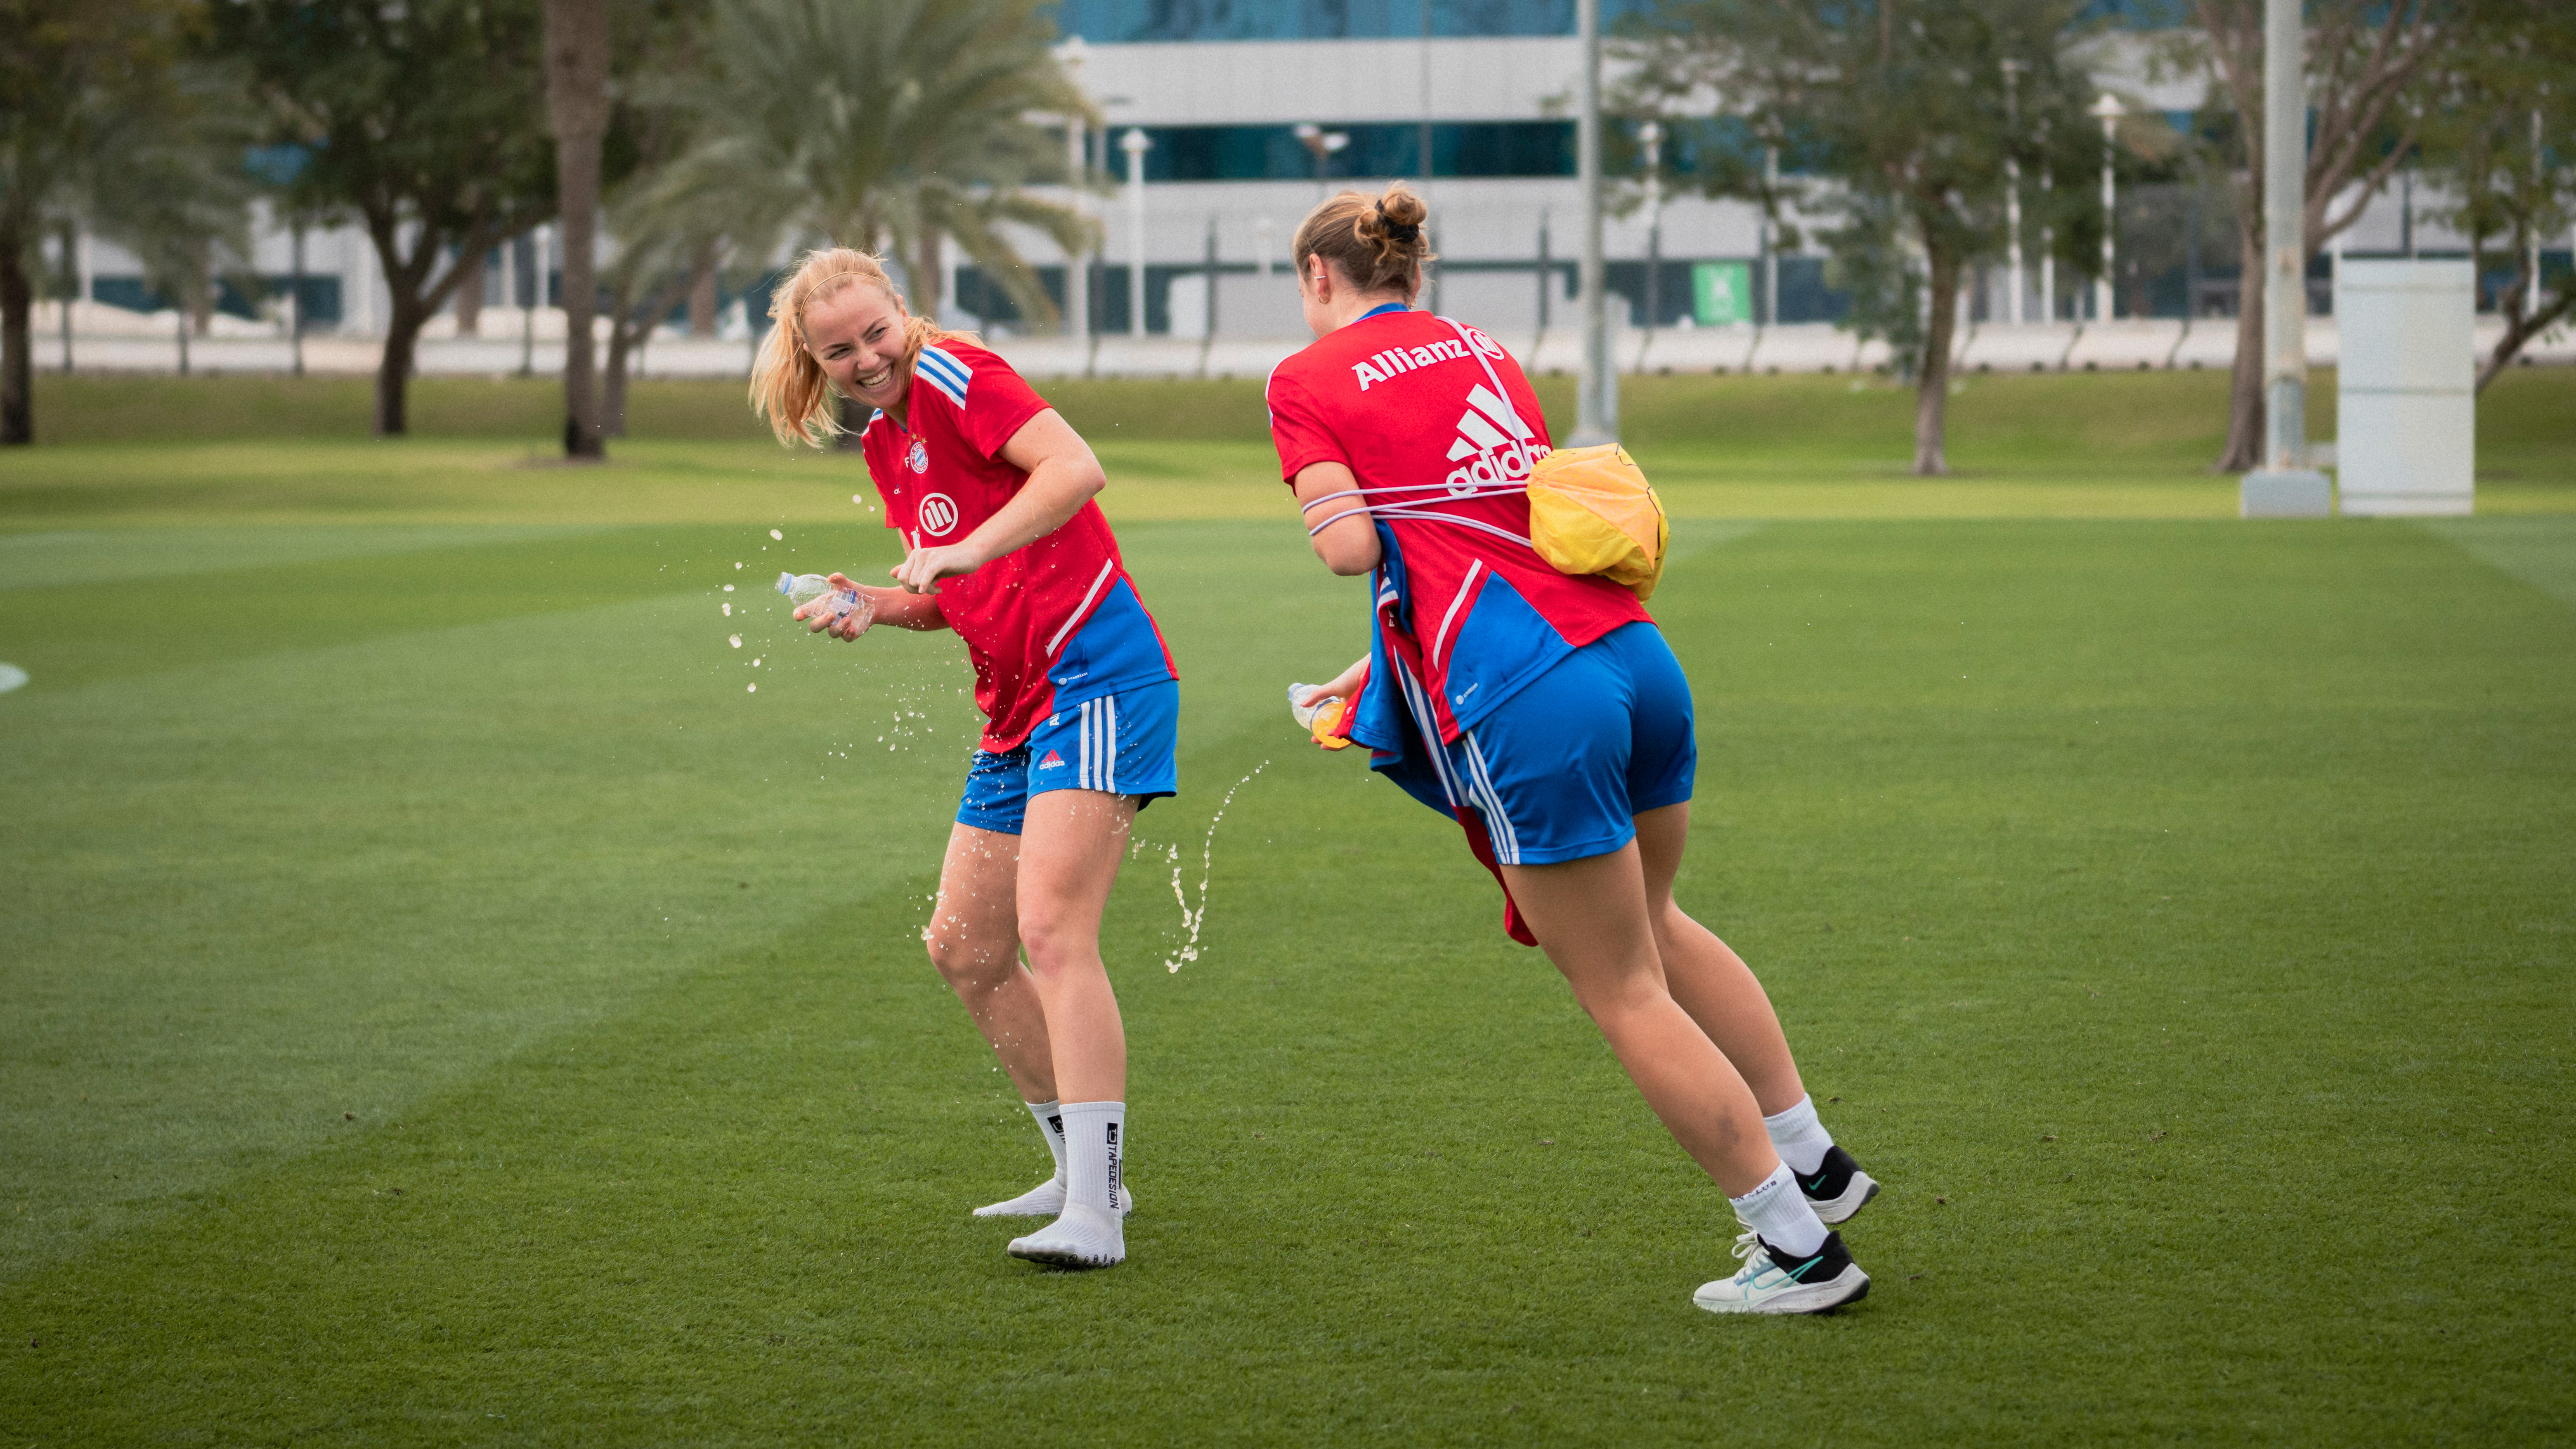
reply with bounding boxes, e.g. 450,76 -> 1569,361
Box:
1798,1145 -> 1880,1226
1693,1230 -> 1870,1316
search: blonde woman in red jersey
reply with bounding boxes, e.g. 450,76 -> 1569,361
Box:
1269,186 -> 1880,1314
752,249 -> 1178,1271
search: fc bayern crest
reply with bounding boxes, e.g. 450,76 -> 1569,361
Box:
907,440 -> 929,473
917,493 -> 960,537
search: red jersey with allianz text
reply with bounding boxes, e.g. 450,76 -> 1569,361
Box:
1265,309 -> 1649,743
862,339 -> 1176,752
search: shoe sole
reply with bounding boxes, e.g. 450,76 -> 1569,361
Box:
1694,1266 -> 1870,1317
1005,1241 -> 1123,1269
1810,1172 -> 1879,1227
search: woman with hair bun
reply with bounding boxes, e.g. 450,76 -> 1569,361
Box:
752,248 -> 1176,1271
1267,185 -> 1880,1315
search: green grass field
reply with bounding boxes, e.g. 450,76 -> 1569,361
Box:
2,371 -> 2572,1444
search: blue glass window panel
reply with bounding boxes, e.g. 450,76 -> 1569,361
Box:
1048,0 -> 1649,40
1136,121 -> 1572,179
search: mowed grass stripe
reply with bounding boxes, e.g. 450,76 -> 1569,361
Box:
2,519 -> 2569,1442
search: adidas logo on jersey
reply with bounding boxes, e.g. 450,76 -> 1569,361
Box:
1038,749 -> 1067,769
1445,383 -> 1550,494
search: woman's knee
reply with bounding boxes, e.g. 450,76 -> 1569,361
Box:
925,928 -> 1016,990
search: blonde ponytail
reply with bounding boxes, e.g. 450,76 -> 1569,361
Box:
747,247 -> 974,448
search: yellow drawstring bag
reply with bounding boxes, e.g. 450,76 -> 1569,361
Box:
1526,443 -> 1668,601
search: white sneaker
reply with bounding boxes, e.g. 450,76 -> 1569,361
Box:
1693,1230 -> 1869,1316
1006,1202 -> 1125,1269
972,1178 -> 1135,1218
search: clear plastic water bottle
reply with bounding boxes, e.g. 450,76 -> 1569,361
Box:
777,572 -> 873,630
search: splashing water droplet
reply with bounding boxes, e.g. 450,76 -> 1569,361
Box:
722,602 -> 732,616
723,584 -> 735,592
1166,762 -> 1267,972
729,635 -> 742,648
747,683 -> 758,693
769,529 -> 784,541
853,494 -> 865,505
734,563 -> 743,570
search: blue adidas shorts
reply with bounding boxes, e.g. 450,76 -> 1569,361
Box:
955,679 -> 1180,836
1429,621 -> 1696,866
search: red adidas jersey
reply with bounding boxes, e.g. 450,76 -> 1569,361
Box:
862,338 -> 1177,752
1265,308 -> 1649,742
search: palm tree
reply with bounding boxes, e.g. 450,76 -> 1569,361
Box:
0,0 -> 252,442
650,0 -> 1094,346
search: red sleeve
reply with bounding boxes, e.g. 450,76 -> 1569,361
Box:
945,343 -> 1049,460
1265,366 -> 1347,486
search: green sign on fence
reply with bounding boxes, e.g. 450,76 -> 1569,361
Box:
1692,260 -> 1753,326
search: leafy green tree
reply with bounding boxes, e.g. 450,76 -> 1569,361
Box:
647,0 -> 1092,384
0,0 -> 249,443
1622,0 -> 2104,475
2175,0 -> 2459,471
2413,0 -> 2574,390
213,0 -> 557,435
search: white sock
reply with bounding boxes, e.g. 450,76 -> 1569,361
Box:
1730,1161 -> 1828,1258
1026,1099 -> 1068,1184
1763,1095 -> 1834,1177
1059,1101 -> 1125,1215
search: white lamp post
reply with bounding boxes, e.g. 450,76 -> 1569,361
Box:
1120,128 -> 1150,338
1572,0 -> 1615,445
1057,37 -> 1089,345
2001,59 -> 2026,324
2090,92 -> 2125,323
2242,0 -> 2330,515
1640,120 -> 1662,355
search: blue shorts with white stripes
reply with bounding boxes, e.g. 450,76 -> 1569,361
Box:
955,679 -> 1180,836
1399,621 -> 1696,866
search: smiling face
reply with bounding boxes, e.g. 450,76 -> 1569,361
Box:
801,281 -> 911,416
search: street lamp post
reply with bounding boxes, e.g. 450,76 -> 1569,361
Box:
1057,37 -> 1089,347
2090,92 -> 2125,323
2002,60 -> 2026,325
1572,0 -> 1615,446
1121,128 -> 1150,339
1762,142 -> 1780,327
1640,120 -> 1662,362
2241,0 -> 2331,515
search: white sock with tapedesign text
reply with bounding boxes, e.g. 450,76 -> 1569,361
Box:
1729,1162 -> 1828,1259
1028,1099 -> 1068,1184
1059,1101 -> 1125,1214
1763,1095 -> 1835,1177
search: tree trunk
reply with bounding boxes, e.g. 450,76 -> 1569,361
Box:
376,298 -> 425,436
544,0 -> 612,461
915,227 -> 943,321
1912,244 -> 1960,476
2216,220 -> 2265,472
604,317 -> 632,437
686,245 -> 719,338
455,251 -> 485,337
1,221 -> 33,445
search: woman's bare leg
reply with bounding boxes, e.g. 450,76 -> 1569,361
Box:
923,823 -> 1056,1102
1633,803 -> 1807,1116
1013,789 -> 1136,1104
1501,843 -> 1782,1198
